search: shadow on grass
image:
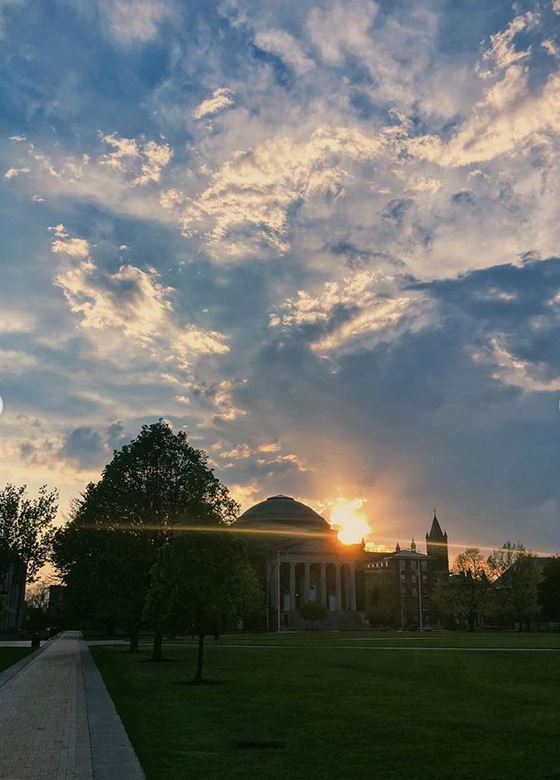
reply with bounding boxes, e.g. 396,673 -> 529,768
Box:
233,740 -> 286,751
174,678 -> 226,686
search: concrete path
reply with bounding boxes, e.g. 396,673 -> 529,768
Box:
0,631 -> 144,780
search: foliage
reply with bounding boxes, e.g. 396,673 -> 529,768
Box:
53,420 -> 239,652
365,582 -> 399,628
486,542 -> 541,628
144,531 -> 262,676
23,585 -> 50,634
298,600 -> 328,629
0,483 -> 58,581
539,555 -> 560,621
432,548 -> 489,630
487,540 -> 526,578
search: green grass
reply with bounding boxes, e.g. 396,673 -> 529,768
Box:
0,647 -> 32,673
92,631 -> 560,780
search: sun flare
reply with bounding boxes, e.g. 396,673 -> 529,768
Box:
328,498 -> 370,545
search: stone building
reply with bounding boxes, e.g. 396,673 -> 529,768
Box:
236,495 -> 363,630
363,512 -> 450,629
236,496 -> 450,631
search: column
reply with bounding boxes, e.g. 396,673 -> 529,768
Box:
335,564 -> 342,611
304,562 -> 311,603
320,564 -> 327,606
289,562 -> 296,611
349,564 -> 357,610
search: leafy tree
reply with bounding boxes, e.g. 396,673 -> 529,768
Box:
144,531 -> 262,677
23,585 -> 50,634
0,484 -> 58,629
487,542 -> 542,629
366,582 -> 399,628
432,548 -> 489,631
299,600 -> 328,630
53,421 -> 238,653
539,556 -> 560,621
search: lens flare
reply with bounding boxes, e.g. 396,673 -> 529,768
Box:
328,498 -> 370,544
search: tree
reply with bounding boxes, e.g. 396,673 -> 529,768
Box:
0,484 -> 58,629
365,582 -> 399,628
539,556 -> 560,621
432,548 -> 489,631
299,600 -> 328,630
144,531 -> 262,677
487,542 -> 542,629
53,421 -> 238,653
23,585 -> 50,634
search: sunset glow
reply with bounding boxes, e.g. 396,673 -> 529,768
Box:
328,498 -> 370,545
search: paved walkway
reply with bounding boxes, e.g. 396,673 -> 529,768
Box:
0,632 -> 144,779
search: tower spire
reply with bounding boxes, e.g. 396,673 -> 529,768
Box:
426,507 -> 449,571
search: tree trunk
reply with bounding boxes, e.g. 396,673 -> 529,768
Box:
128,630 -> 139,653
152,631 -> 163,661
468,614 -> 475,632
194,633 -> 205,683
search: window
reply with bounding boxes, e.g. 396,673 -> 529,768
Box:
412,588 -> 417,597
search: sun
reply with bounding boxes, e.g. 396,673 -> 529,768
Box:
328,498 -> 370,545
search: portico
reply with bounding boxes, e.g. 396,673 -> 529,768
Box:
236,495 -> 363,630
276,558 -> 357,613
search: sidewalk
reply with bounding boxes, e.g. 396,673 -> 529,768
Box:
0,631 -> 144,779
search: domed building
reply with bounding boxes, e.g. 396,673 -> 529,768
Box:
236,496 -> 451,631
236,495 -> 364,630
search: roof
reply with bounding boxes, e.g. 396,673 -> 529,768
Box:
236,495 -> 330,533
427,512 -> 446,539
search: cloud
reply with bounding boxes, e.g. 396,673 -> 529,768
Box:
192,88 -> 235,119
271,267 -> 432,355
52,229 -> 229,367
407,10 -> 560,169
307,0 -> 378,66
102,0 -> 171,44
49,224 -> 91,259
479,12 -> 537,75
482,337 -> 560,393
180,125 -> 384,257
0,348 -> 37,373
0,308 -> 35,334
254,29 -> 314,74
59,426 -> 107,468
99,133 -> 173,185
4,166 -> 30,179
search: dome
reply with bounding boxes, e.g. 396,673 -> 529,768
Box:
236,495 -> 330,533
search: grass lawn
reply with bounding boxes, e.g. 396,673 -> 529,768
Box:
92,631 -> 560,780
0,647 -> 32,673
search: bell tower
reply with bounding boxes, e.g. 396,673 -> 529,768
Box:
425,509 -> 449,572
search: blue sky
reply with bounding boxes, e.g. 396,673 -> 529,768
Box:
1,0 -> 560,553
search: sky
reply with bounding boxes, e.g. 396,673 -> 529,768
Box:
1,0 -> 560,554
